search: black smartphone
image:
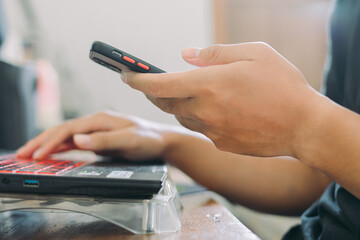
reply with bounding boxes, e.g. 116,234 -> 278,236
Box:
89,41 -> 166,74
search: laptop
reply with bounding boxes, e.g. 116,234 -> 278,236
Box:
0,150 -> 167,199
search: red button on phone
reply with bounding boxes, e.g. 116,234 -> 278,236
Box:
123,56 -> 135,64
137,62 -> 150,70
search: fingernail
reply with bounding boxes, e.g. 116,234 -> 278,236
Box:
33,149 -> 43,159
121,72 -> 128,84
74,134 -> 92,148
182,48 -> 201,59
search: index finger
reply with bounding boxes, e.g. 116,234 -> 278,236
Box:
17,126 -> 59,158
18,113 -> 129,160
125,68 -> 205,98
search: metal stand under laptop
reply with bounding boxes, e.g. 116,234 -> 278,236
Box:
0,180 -> 181,234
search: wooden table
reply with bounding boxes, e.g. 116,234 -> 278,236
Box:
0,193 -> 260,240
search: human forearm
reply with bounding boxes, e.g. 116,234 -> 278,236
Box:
295,94 -> 360,199
163,132 -> 330,215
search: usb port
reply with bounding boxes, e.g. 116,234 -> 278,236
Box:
23,179 -> 39,188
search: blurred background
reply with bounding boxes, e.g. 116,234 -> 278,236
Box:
0,0 -> 331,239
2,0 -> 214,127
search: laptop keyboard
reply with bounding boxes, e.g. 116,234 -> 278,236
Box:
0,156 -> 84,175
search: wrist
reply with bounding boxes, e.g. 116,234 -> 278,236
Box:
161,125 -> 212,166
292,92 -> 342,167
160,125 -> 194,165
293,93 -> 360,198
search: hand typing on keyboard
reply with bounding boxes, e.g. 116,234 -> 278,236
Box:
17,111 -> 198,162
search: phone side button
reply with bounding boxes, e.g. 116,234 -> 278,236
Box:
137,62 -> 150,71
123,56 -> 136,64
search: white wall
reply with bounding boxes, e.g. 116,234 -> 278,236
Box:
3,0 -> 214,125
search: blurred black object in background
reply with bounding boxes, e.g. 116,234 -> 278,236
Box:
0,0 -> 38,150
0,61 -> 37,150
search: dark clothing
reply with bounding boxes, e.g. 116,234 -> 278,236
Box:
283,183 -> 360,239
325,0 -> 360,112
283,0 -> 360,239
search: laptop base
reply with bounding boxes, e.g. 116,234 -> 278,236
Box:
0,180 -> 181,234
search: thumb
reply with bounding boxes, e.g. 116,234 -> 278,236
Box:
182,43 -> 260,67
73,131 -> 127,151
